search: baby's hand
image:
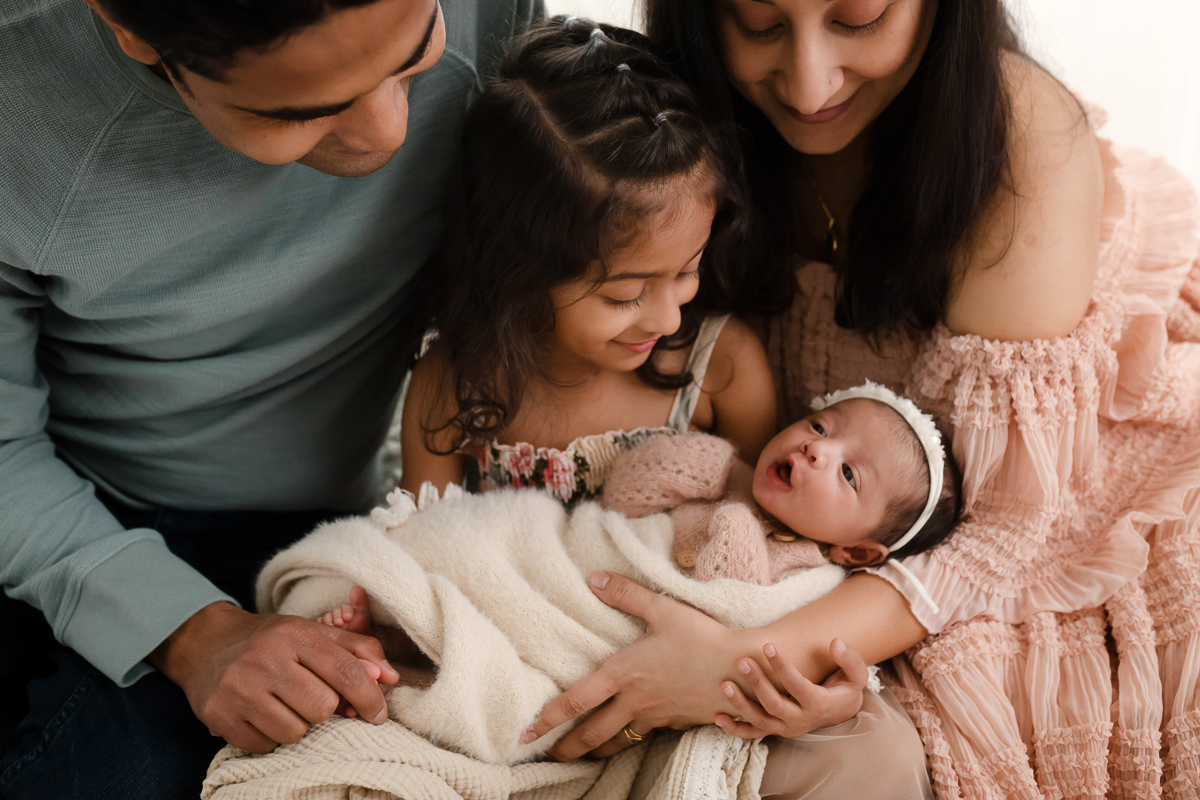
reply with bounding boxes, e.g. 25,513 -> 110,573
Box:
317,585 -> 374,636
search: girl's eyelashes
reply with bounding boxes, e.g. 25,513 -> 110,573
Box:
609,295 -> 644,310
841,463 -> 857,489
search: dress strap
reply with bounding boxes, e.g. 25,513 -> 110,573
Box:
666,314 -> 730,431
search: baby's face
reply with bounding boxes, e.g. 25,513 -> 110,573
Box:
752,399 -> 914,553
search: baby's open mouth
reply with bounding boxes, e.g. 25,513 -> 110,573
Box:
772,460 -> 793,486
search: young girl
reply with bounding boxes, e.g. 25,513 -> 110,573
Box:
322,17 -> 931,795
398,16 -> 781,502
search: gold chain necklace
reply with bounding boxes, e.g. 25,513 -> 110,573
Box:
800,158 -> 839,256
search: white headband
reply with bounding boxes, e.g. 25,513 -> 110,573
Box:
810,381 -> 944,553
810,381 -> 945,613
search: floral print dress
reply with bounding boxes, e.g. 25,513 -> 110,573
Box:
469,315 -> 729,506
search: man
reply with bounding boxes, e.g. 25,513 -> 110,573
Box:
0,0 -> 539,796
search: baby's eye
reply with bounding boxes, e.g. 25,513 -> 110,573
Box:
841,463 -> 856,488
812,422 -> 826,436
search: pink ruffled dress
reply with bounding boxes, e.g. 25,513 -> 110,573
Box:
760,120 -> 1200,798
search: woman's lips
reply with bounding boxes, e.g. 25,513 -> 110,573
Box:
783,92 -> 856,124
615,339 -> 658,354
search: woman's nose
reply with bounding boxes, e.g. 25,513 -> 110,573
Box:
333,78 -> 410,154
779,31 -> 845,115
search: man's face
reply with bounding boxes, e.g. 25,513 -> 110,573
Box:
127,0 -> 445,176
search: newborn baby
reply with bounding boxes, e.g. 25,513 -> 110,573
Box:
604,384 -> 964,586
321,382 -> 963,643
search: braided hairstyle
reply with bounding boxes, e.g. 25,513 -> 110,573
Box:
410,16 -> 747,451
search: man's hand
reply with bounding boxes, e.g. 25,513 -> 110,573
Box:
149,601 -> 401,753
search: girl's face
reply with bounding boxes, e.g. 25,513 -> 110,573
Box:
546,192 -> 716,375
752,399 -> 915,565
714,0 -> 936,155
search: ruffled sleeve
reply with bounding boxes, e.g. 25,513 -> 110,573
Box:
866,133 -> 1200,634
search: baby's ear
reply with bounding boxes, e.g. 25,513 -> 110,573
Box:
828,541 -> 889,568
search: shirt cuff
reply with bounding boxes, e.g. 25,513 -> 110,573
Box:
61,536 -> 238,686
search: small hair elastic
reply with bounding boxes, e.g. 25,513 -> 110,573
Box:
653,112 -> 668,126
811,380 -> 945,614
616,63 -> 631,72
590,27 -> 606,40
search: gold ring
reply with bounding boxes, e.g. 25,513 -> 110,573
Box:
622,724 -> 647,743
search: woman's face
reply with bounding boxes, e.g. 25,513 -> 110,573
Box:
715,0 -> 937,154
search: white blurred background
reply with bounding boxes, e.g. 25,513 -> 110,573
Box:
545,0 -> 1200,189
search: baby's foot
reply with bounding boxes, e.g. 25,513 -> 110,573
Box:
317,585 -> 374,636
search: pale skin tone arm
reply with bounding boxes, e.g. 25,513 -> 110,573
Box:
944,55 -> 1104,339
528,60 -> 1105,760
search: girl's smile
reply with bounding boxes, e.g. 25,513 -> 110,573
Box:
614,338 -> 660,354
545,189 -> 716,376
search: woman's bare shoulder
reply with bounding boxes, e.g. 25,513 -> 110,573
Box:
944,53 -> 1105,342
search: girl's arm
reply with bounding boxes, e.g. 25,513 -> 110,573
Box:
524,570 -> 925,760
703,316 -> 777,463
399,350 -> 465,496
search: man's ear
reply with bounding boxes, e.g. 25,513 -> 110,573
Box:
828,540 -> 889,568
82,0 -> 163,66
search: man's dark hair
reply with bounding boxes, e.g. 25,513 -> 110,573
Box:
645,0 -> 1028,336
97,0 -> 381,80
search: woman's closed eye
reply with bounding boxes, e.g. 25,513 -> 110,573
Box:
739,21 -> 783,40
834,6 -> 888,36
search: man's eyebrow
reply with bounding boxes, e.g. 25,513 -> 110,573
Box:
235,3 -> 439,122
604,239 -> 709,282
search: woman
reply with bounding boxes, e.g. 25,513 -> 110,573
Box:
525,0 -> 1200,796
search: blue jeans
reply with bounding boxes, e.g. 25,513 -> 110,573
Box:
0,496 -> 348,800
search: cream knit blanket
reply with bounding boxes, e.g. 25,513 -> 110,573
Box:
202,485 -> 845,799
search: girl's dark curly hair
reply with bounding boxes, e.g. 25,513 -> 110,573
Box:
407,16 -> 760,452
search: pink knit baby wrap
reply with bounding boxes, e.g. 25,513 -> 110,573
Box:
602,433 -> 826,586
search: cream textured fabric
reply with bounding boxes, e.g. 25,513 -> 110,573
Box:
203,485 -> 843,797
203,717 -> 766,800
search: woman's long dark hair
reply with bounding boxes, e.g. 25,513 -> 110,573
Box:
406,17 -> 760,450
646,1 -> 1023,335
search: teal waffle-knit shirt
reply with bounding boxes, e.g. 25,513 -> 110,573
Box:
0,0 -> 539,685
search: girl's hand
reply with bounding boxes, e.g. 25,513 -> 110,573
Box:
522,572 -> 869,760
715,638 -> 868,739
